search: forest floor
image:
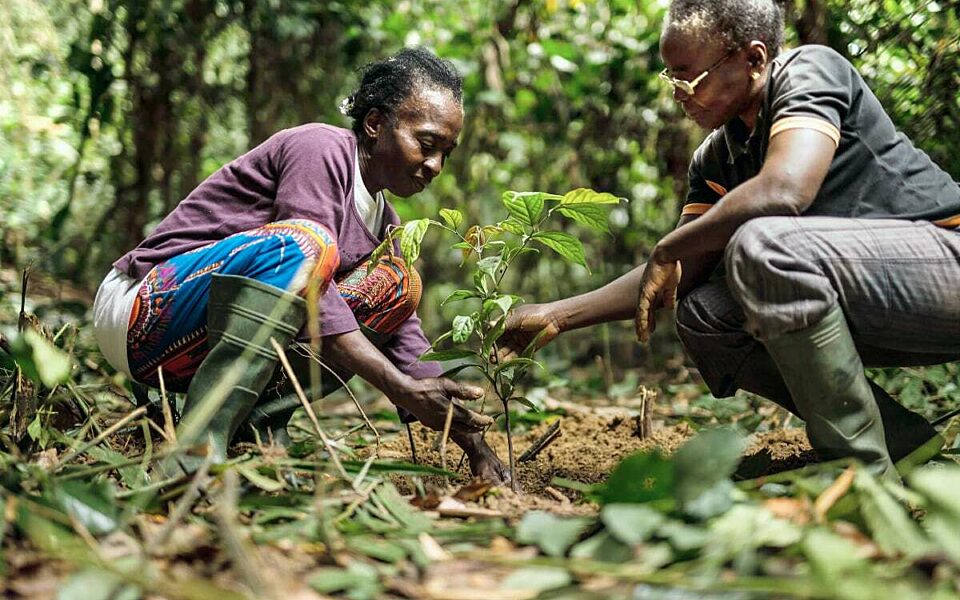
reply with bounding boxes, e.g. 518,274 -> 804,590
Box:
3,267 -> 960,600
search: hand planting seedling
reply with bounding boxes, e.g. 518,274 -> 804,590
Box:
371,188 -> 622,490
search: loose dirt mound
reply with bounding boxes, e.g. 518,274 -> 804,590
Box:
375,407 -> 816,515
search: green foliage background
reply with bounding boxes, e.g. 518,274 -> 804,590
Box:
2,0 -> 958,370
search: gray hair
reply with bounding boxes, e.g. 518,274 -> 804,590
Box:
665,0 -> 786,58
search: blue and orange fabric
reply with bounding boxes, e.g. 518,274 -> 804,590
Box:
337,255 -> 422,336
126,219 -> 421,392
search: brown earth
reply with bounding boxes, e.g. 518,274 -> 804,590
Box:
373,407 -> 817,517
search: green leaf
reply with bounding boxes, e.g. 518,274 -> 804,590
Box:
238,466 -> 285,492
557,204 -> 610,233
399,218 -> 431,265
910,464 -> 960,562
10,329 -> 72,387
672,428 -> 745,506
600,504 -> 665,545
309,562 -> 382,600
346,536 -> 409,564
452,315 -> 474,344
441,289 -> 479,305
477,255 -> 501,277
531,231 -> 587,269
438,208 -> 463,230
569,531 -> 634,563
366,238 -> 392,275
500,566 -> 571,593
515,511 -> 591,557
511,396 -> 539,411
48,479 -> 120,536
494,357 -> 541,376
498,217 -> 526,235
598,450 -> 675,506
502,191 -> 545,225
855,469 -> 931,558
560,187 -> 622,205
420,349 -> 478,362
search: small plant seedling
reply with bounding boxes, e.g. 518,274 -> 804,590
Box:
371,188 -> 622,490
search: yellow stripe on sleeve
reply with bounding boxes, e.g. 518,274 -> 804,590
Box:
681,203 -> 714,217
770,116 -> 841,148
933,214 -> 960,228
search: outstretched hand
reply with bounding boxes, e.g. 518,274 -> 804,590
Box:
497,303 -> 565,362
392,377 -> 492,434
635,258 -> 682,344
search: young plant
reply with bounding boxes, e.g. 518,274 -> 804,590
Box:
374,188 -> 621,490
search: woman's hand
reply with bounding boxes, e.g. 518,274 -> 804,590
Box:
635,256 -> 682,344
450,430 -> 511,485
497,303 -> 566,362
390,377 -> 492,434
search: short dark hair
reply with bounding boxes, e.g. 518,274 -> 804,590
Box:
666,0 -> 786,58
341,47 -> 463,137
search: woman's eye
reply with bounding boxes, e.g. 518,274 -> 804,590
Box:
419,140 -> 433,151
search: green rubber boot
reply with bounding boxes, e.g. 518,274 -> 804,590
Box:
763,306 -> 899,481
173,274 -> 306,467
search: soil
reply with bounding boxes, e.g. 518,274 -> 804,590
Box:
374,406 -> 817,517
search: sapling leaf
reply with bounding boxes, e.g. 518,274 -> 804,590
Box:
366,237 -> 392,275
441,289 -> 479,305
512,396 -> 539,411
441,363 -> 486,378
452,315 -> 474,344
494,357 -> 542,376
560,187 -> 622,205
498,217 -> 527,235
438,208 -> 463,230
502,191 -> 545,225
557,204 -> 611,233
477,255 -> 501,277
399,218 -> 432,264
420,349 -> 479,362
531,231 -> 588,269
432,330 -> 453,348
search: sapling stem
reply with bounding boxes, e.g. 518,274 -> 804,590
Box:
502,398 -> 517,491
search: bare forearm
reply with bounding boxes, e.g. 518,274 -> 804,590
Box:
552,262 -> 648,331
324,329 -> 410,396
654,177 -> 801,264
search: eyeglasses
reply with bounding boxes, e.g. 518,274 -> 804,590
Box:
658,51 -> 737,96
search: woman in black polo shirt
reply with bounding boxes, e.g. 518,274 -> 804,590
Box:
501,0 -> 960,480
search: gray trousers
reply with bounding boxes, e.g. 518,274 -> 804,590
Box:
677,217 -> 960,419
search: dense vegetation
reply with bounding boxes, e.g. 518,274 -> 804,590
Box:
2,1 -> 960,598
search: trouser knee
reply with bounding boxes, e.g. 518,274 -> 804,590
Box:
338,255 -> 422,336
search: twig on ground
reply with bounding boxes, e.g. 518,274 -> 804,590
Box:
214,470 -> 274,598
271,338 -> 350,483
292,342 -> 381,452
518,419 -> 561,463
158,366 -> 177,442
439,402 -> 454,475
54,406 -> 147,471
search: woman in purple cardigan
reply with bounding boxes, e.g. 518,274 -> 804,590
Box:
93,48 -> 508,483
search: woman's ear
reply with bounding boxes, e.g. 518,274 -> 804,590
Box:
362,108 -> 384,142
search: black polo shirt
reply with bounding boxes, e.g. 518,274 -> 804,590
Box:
682,45 -> 960,227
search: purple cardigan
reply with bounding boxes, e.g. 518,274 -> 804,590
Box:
114,123 -> 441,379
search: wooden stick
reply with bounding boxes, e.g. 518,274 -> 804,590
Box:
407,423 -> 419,464
55,406 -> 147,470
439,402 -> 454,474
291,342 -> 381,452
518,419 -> 561,463
271,338 -> 350,483
157,366 -> 177,442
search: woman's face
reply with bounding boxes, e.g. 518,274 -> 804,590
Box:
367,87 -> 463,198
659,28 -> 758,130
